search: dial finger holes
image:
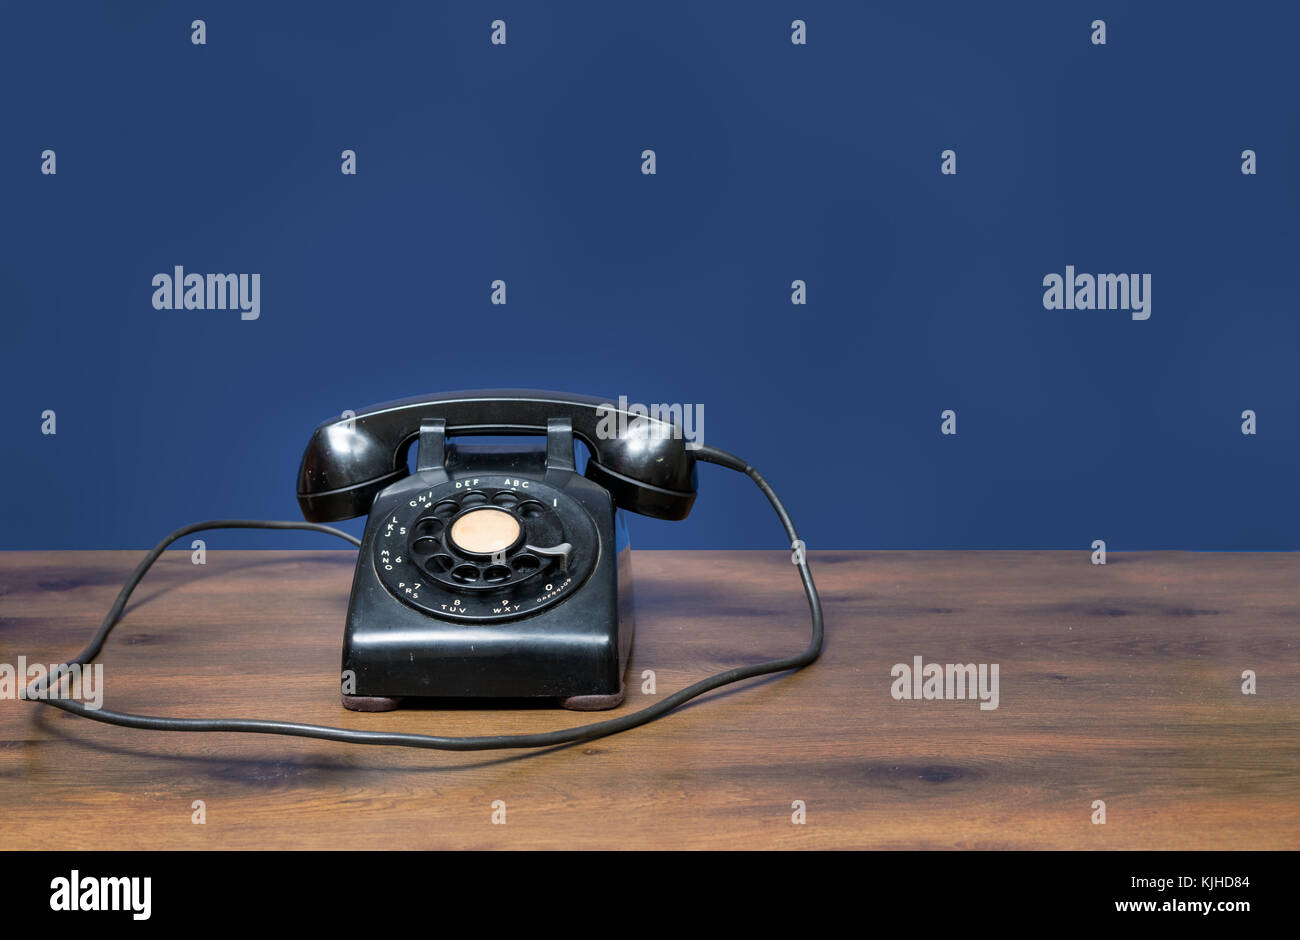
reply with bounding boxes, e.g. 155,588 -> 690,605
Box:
517,500 -> 546,519
451,564 -> 480,583
412,537 -> 441,554
413,517 -> 444,539
432,500 -> 460,518
460,490 -> 488,507
483,565 -> 511,583
424,554 -> 454,575
511,554 -> 541,576
492,491 -> 520,509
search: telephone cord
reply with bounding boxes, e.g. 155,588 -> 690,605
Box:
25,445 -> 824,751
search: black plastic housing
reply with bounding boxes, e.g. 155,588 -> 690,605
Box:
340,434 -> 634,707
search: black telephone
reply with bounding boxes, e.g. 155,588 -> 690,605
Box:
32,390 -> 823,751
298,390 -> 700,711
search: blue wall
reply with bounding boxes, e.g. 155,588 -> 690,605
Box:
1,2 -> 1296,551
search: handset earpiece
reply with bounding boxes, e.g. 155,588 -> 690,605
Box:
583,417 -> 697,520
296,418 -> 412,522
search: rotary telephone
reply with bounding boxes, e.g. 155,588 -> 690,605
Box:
32,391 -> 823,751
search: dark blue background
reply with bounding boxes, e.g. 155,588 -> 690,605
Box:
2,2 -> 1296,551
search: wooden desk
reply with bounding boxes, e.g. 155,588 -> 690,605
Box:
1,550 -> 1296,849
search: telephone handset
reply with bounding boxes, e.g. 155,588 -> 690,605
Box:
31,390 -> 823,750
297,390 -> 698,524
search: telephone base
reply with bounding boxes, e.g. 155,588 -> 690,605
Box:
337,432 -> 637,715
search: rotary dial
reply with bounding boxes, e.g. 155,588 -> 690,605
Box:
372,476 -> 597,622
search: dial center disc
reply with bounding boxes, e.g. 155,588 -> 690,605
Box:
448,507 -> 521,555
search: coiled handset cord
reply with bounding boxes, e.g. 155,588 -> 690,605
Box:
25,445 -> 823,751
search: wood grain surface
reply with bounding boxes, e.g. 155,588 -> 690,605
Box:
1,550 -> 1296,849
